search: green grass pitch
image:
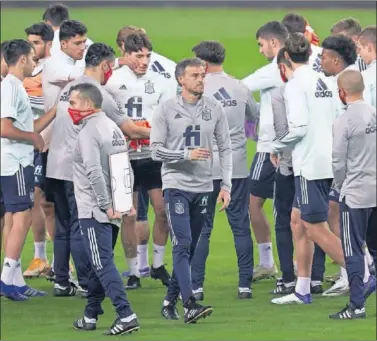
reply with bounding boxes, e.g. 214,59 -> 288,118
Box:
1,6 -> 376,340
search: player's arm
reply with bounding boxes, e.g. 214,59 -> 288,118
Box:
46,63 -> 82,86
33,105 -> 57,133
271,85 -> 288,138
214,105 -> 233,193
270,82 -> 308,155
242,63 -> 282,92
0,84 -> 39,144
332,116 -> 349,191
78,129 -> 112,211
150,103 -> 187,162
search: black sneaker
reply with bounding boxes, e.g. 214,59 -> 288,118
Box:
73,317 -> 96,331
311,284 -> 324,295
183,297 -> 213,324
104,315 -> 140,336
161,303 -> 180,320
329,304 -> 366,320
53,283 -> 76,297
45,269 -> 56,282
269,278 -> 295,295
238,290 -> 252,299
150,265 -> 171,287
125,276 -> 141,290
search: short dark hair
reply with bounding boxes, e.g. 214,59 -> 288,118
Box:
359,26 -> 377,47
1,41 -> 10,58
256,21 -> 289,44
175,57 -> 204,84
282,13 -> 306,34
192,40 -> 225,65
2,39 -> 34,66
85,43 -> 115,67
70,83 -> 103,109
322,35 -> 357,67
59,20 -> 87,41
331,18 -> 362,37
42,3 -> 69,27
277,33 -> 311,65
25,22 -> 54,42
123,33 -> 152,53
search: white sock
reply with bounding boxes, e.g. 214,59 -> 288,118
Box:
34,241 -> 47,261
51,256 -> 54,271
153,244 -> 165,269
84,316 -> 96,324
13,259 -> 26,287
295,277 -> 311,296
340,267 -> 349,283
365,247 -> 374,266
137,244 -> 149,270
364,254 -> 370,283
1,258 -> 18,285
258,242 -> 274,268
120,313 -> 137,323
127,257 -> 140,278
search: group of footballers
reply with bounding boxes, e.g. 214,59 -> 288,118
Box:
0,2 -> 376,335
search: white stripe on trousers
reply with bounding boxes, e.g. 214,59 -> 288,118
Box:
16,166 -> 26,196
88,227 -> 103,270
251,152 -> 265,180
165,202 -> 178,246
342,212 -> 353,257
300,176 -> 309,205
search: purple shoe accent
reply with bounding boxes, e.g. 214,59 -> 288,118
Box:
0,281 -> 29,301
294,292 -> 312,304
16,285 -> 48,297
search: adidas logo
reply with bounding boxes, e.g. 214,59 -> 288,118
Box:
201,208 -> 207,214
174,113 -> 183,119
315,78 -> 333,98
365,122 -> 376,134
213,87 -> 237,107
151,61 -> 171,79
119,85 -> 127,90
112,130 -> 126,146
329,190 -> 335,196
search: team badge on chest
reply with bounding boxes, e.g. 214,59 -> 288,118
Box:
144,80 -> 155,94
202,107 -> 212,121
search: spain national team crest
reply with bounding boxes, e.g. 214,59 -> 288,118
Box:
202,107 -> 212,121
175,201 -> 184,215
144,80 -> 155,94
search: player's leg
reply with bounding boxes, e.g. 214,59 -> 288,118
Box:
272,177 -> 313,305
24,152 -> 48,278
310,244 -> 325,294
65,180 -> 90,295
190,180 -> 220,300
1,165 -> 46,300
145,159 -> 170,286
122,191 -> 140,289
76,218 -> 139,335
50,179 -> 76,296
183,192 -> 213,323
162,189 -> 191,318
249,152 -> 277,280
225,178 -> 254,298
329,202 -> 371,319
272,169 -> 295,294
366,209 -> 377,268
136,186 -> 150,277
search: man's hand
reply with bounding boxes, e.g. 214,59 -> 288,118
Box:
217,189 -> 231,212
188,148 -> 211,161
126,206 -> 136,217
270,153 -> 280,168
31,133 -> 45,152
106,208 -> 122,220
118,57 -> 139,71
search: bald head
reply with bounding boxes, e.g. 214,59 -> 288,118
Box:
337,69 -> 365,95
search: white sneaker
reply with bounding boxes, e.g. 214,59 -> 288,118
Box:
253,264 -> 278,281
322,277 -> 349,297
271,292 -> 312,305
